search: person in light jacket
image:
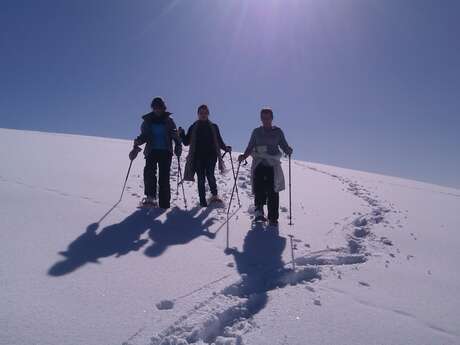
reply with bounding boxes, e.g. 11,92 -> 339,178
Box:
238,108 -> 292,225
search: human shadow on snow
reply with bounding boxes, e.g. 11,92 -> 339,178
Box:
205,225 -> 319,343
48,206 -> 216,277
144,206 -> 216,257
224,224 -> 287,320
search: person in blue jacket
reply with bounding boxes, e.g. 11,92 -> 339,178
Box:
130,97 -> 182,209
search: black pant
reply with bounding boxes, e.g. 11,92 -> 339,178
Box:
254,163 -> 279,222
195,156 -> 218,204
144,150 -> 172,208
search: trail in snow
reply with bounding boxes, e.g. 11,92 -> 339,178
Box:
130,161 -> 404,345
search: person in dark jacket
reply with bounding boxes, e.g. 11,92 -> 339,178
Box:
129,97 -> 182,209
179,104 -> 231,207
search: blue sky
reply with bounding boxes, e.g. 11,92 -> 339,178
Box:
1,0 -> 459,188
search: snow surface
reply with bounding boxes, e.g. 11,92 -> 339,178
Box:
1,128 -> 459,345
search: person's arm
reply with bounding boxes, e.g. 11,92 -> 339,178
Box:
130,120 -> 146,160
278,128 -> 293,155
238,129 -> 257,161
180,124 -> 193,146
169,118 -> 182,156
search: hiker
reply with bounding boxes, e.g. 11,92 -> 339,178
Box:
129,97 -> 182,208
178,104 -> 231,207
238,108 -> 293,226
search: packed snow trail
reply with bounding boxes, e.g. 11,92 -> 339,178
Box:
138,159 -> 402,345
1,128 -> 460,345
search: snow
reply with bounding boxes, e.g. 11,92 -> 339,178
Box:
1,127 -> 459,345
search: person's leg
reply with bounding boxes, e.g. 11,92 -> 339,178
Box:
266,166 -> 279,223
254,164 -> 268,214
195,159 -> 207,206
205,156 -> 218,197
157,151 -> 172,209
144,153 -> 158,198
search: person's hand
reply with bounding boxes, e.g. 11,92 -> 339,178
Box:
225,146 -> 232,153
286,147 -> 293,156
178,127 -> 185,136
129,146 -> 142,161
237,154 -> 246,162
134,138 -> 143,147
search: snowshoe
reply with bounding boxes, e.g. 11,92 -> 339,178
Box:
138,196 -> 158,208
268,220 -> 279,227
209,195 -> 224,204
253,209 -> 267,223
254,215 -> 267,223
206,195 -> 225,209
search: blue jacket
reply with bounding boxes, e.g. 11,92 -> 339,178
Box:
135,111 -> 182,157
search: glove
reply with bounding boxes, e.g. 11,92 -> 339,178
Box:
286,147 -> 293,156
225,146 -> 232,153
134,138 -> 143,147
237,154 -> 246,163
174,145 -> 182,157
129,146 -> 142,161
178,127 -> 185,136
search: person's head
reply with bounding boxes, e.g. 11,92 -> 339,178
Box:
197,104 -> 210,121
151,97 -> 167,114
260,108 -> 274,128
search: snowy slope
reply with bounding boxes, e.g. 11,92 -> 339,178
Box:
1,128 -> 459,345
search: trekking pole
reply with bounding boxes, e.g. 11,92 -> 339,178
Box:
119,159 -> 134,202
227,160 -> 242,217
288,153 -> 293,226
288,234 -> 296,271
225,160 -> 241,250
176,161 -> 180,197
177,156 -> 188,209
227,152 -> 241,207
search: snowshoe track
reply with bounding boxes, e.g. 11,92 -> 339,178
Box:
125,159 -> 404,345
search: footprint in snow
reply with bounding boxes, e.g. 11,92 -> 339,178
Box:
313,299 -> 321,306
156,300 -> 174,310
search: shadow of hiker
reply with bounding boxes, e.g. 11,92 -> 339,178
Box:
223,223 -> 288,320
221,225 -> 320,333
144,206 -> 216,257
48,208 -> 165,276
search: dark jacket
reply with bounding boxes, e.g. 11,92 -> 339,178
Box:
135,111 -> 181,157
180,120 -> 226,160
